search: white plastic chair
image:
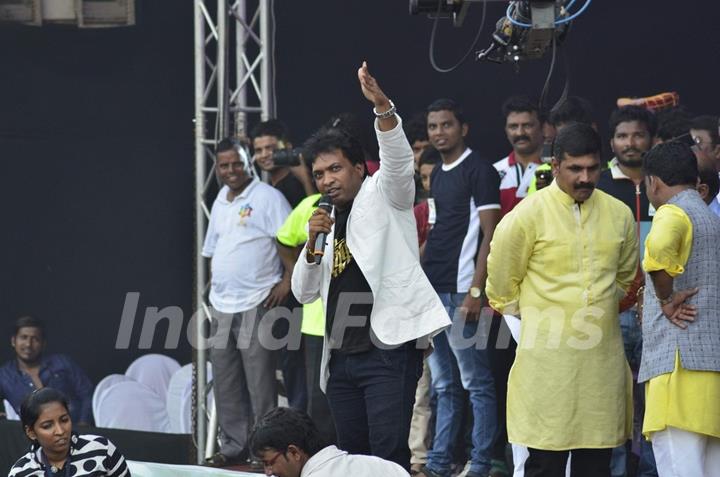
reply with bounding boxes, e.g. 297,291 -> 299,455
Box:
3,400 -> 19,420
125,354 -> 180,403
95,381 -> 170,433
92,374 -> 132,423
166,363 -> 213,434
166,364 -> 193,434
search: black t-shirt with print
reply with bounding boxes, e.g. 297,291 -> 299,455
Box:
325,203 -> 374,354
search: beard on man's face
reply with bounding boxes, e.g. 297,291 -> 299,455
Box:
616,156 -> 644,168
616,147 -> 646,168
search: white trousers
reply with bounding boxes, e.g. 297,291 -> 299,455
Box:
511,444 -> 571,477
652,426 -> 720,477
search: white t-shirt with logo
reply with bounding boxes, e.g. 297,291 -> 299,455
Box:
202,180 -> 292,313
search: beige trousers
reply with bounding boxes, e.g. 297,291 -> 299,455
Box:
409,358 -> 433,465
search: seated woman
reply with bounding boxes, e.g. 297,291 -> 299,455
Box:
9,387 -> 130,477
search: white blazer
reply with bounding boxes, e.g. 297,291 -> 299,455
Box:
300,445 -> 410,477
291,116 -> 451,391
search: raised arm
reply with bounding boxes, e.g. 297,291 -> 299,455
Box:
358,61 -> 397,132
358,62 -> 415,210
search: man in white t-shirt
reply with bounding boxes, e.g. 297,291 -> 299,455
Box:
202,139 -> 292,466
250,407 -> 410,477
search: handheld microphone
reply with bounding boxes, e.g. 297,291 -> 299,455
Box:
313,195 -> 334,265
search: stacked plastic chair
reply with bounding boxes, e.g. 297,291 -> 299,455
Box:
93,354 -> 180,433
165,363 -> 213,434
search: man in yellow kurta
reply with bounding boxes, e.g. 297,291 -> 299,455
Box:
486,123 -> 638,476
640,141 -> 720,476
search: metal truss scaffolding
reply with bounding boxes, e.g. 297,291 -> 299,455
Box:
193,0 -> 274,464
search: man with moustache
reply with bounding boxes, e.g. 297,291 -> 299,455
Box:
596,105 -> 658,476
494,95 -> 546,215
487,123 -> 638,477
202,139 -> 292,466
491,95 -> 546,476
528,96 -> 597,194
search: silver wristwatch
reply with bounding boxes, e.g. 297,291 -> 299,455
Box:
373,100 -> 396,119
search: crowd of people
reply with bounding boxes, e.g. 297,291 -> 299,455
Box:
198,62 -> 720,477
3,62 -> 719,477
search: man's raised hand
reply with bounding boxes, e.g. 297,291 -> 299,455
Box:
358,61 -> 397,131
358,61 -> 389,110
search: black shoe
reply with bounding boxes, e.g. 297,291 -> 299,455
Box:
203,452 -> 244,468
418,466 -> 445,477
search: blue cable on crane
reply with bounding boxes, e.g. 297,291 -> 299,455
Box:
554,0 -> 592,25
505,0 -> 592,28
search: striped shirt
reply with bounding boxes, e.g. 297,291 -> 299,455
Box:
493,151 -> 541,216
9,433 -> 129,477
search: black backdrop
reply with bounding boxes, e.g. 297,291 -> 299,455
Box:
1,0 -> 719,383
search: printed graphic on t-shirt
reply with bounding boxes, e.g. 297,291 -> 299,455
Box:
332,238 -> 353,278
237,204 -> 253,225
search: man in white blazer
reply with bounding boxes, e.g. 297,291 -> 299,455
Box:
291,62 -> 450,470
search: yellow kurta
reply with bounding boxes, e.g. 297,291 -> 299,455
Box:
642,204 -> 720,440
487,180 -> 638,450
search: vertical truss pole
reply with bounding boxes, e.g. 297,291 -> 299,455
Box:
194,0 -> 273,466
192,0 -> 208,465
259,0 -> 272,120
217,0 -> 229,138
229,0 -> 274,132
234,0 -> 247,137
